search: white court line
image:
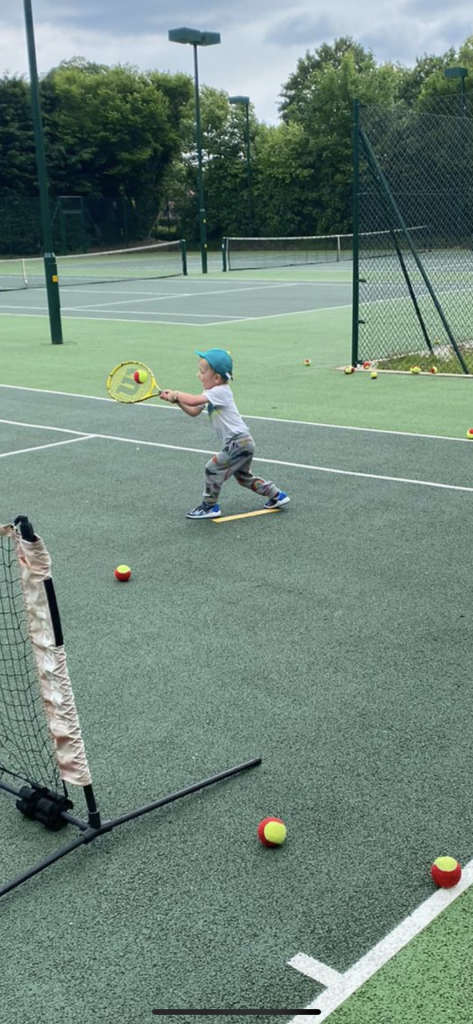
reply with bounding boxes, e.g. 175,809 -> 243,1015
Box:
0,434 -> 95,459
205,303 -> 351,325
0,295 -> 349,324
61,308 -> 247,320
0,417 -> 90,434
46,278 -> 351,292
286,859 -> 473,1022
0,386 -> 470,444
64,294 -> 197,310
0,311 -> 214,327
2,417 -> 473,493
0,280 -> 332,316
57,286 -> 180,296
66,293 -> 187,309
68,280 -> 301,310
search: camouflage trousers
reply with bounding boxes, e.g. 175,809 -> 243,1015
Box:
203,434 -> 280,505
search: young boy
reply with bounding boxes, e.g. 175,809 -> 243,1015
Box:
159,348 -> 290,519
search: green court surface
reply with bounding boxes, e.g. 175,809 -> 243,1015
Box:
1,266 -> 473,1024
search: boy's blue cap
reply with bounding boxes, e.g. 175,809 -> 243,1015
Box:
196,348 -> 233,380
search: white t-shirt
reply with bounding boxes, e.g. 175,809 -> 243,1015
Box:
203,385 -> 250,445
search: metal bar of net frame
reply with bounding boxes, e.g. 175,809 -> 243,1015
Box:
0,516 -> 260,899
352,101 -> 473,374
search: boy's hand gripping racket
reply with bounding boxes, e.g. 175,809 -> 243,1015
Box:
106,361 -> 162,404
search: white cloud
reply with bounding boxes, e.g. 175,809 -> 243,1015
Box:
1,2 -> 472,124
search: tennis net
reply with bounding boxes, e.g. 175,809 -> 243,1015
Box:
222,228 -> 429,271
0,239 -> 187,291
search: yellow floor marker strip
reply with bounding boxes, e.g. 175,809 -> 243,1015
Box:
213,508 -> 280,523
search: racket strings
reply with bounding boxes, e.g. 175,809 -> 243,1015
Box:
107,362 -> 155,403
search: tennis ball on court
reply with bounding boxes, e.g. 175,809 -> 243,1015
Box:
370,371 -> 378,379
304,359 -> 311,366
257,816 -> 287,847
431,856 -> 462,888
344,365 -> 355,375
429,367 -> 438,374
114,564 -> 132,581
410,366 -> 421,374
466,429 -> 473,439
134,369 -> 148,384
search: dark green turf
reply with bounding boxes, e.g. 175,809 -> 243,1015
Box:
329,888 -> 473,1024
1,280 -> 473,1023
2,289 -> 473,438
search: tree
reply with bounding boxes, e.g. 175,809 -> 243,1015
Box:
0,75 -> 36,195
166,86 -> 259,243
413,39 -> 473,115
279,37 -> 375,123
251,122 -> 318,236
397,50 -> 457,108
38,61 -> 193,243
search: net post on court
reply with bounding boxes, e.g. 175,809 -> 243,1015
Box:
222,232 -> 356,271
0,516 -> 260,900
0,239 -> 188,292
23,0 -> 63,344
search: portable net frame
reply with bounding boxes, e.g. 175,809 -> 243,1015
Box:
351,100 -> 473,374
0,517 -> 260,899
0,239 -> 187,292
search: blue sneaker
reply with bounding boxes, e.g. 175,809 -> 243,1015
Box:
264,491 -> 290,509
186,503 -> 221,519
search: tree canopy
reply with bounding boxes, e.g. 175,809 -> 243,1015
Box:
1,35 -> 473,254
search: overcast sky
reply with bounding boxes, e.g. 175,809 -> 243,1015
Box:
1,1 -> 472,123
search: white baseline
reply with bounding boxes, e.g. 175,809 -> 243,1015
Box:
287,859 -> 473,1021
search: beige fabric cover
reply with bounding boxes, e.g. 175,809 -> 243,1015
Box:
0,525 -> 92,786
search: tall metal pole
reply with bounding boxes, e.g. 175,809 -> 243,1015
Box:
23,0 -> 63,343
351,99 -> 360,368
244,103 -> 254,235
192,44 -> 208,275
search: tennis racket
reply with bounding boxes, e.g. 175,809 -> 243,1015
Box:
106,361 -> 162,404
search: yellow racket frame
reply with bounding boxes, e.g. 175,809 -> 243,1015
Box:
106,361 -> 161,404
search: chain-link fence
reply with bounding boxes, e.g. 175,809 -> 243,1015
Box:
0,195 -> 177,259
352,101 -> 473,374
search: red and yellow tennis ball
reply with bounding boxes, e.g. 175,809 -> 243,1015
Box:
431,856 -> 462,888
257,816 -> 287,847
344,365 -> 355,375
466,429 -> 473,439
134,369 -> 148,384
114,564 -> 132,581
429,366 -> 438,374
304,359 -> 311,366
363,361 -> 371,369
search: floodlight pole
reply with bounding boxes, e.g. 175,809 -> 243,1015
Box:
192,43 -> 208,274
169,28 -> 221,275
444,65 -> 468,116
444,67 -> 469,241
23,0 -> 63,344
229,96 -> 254,235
